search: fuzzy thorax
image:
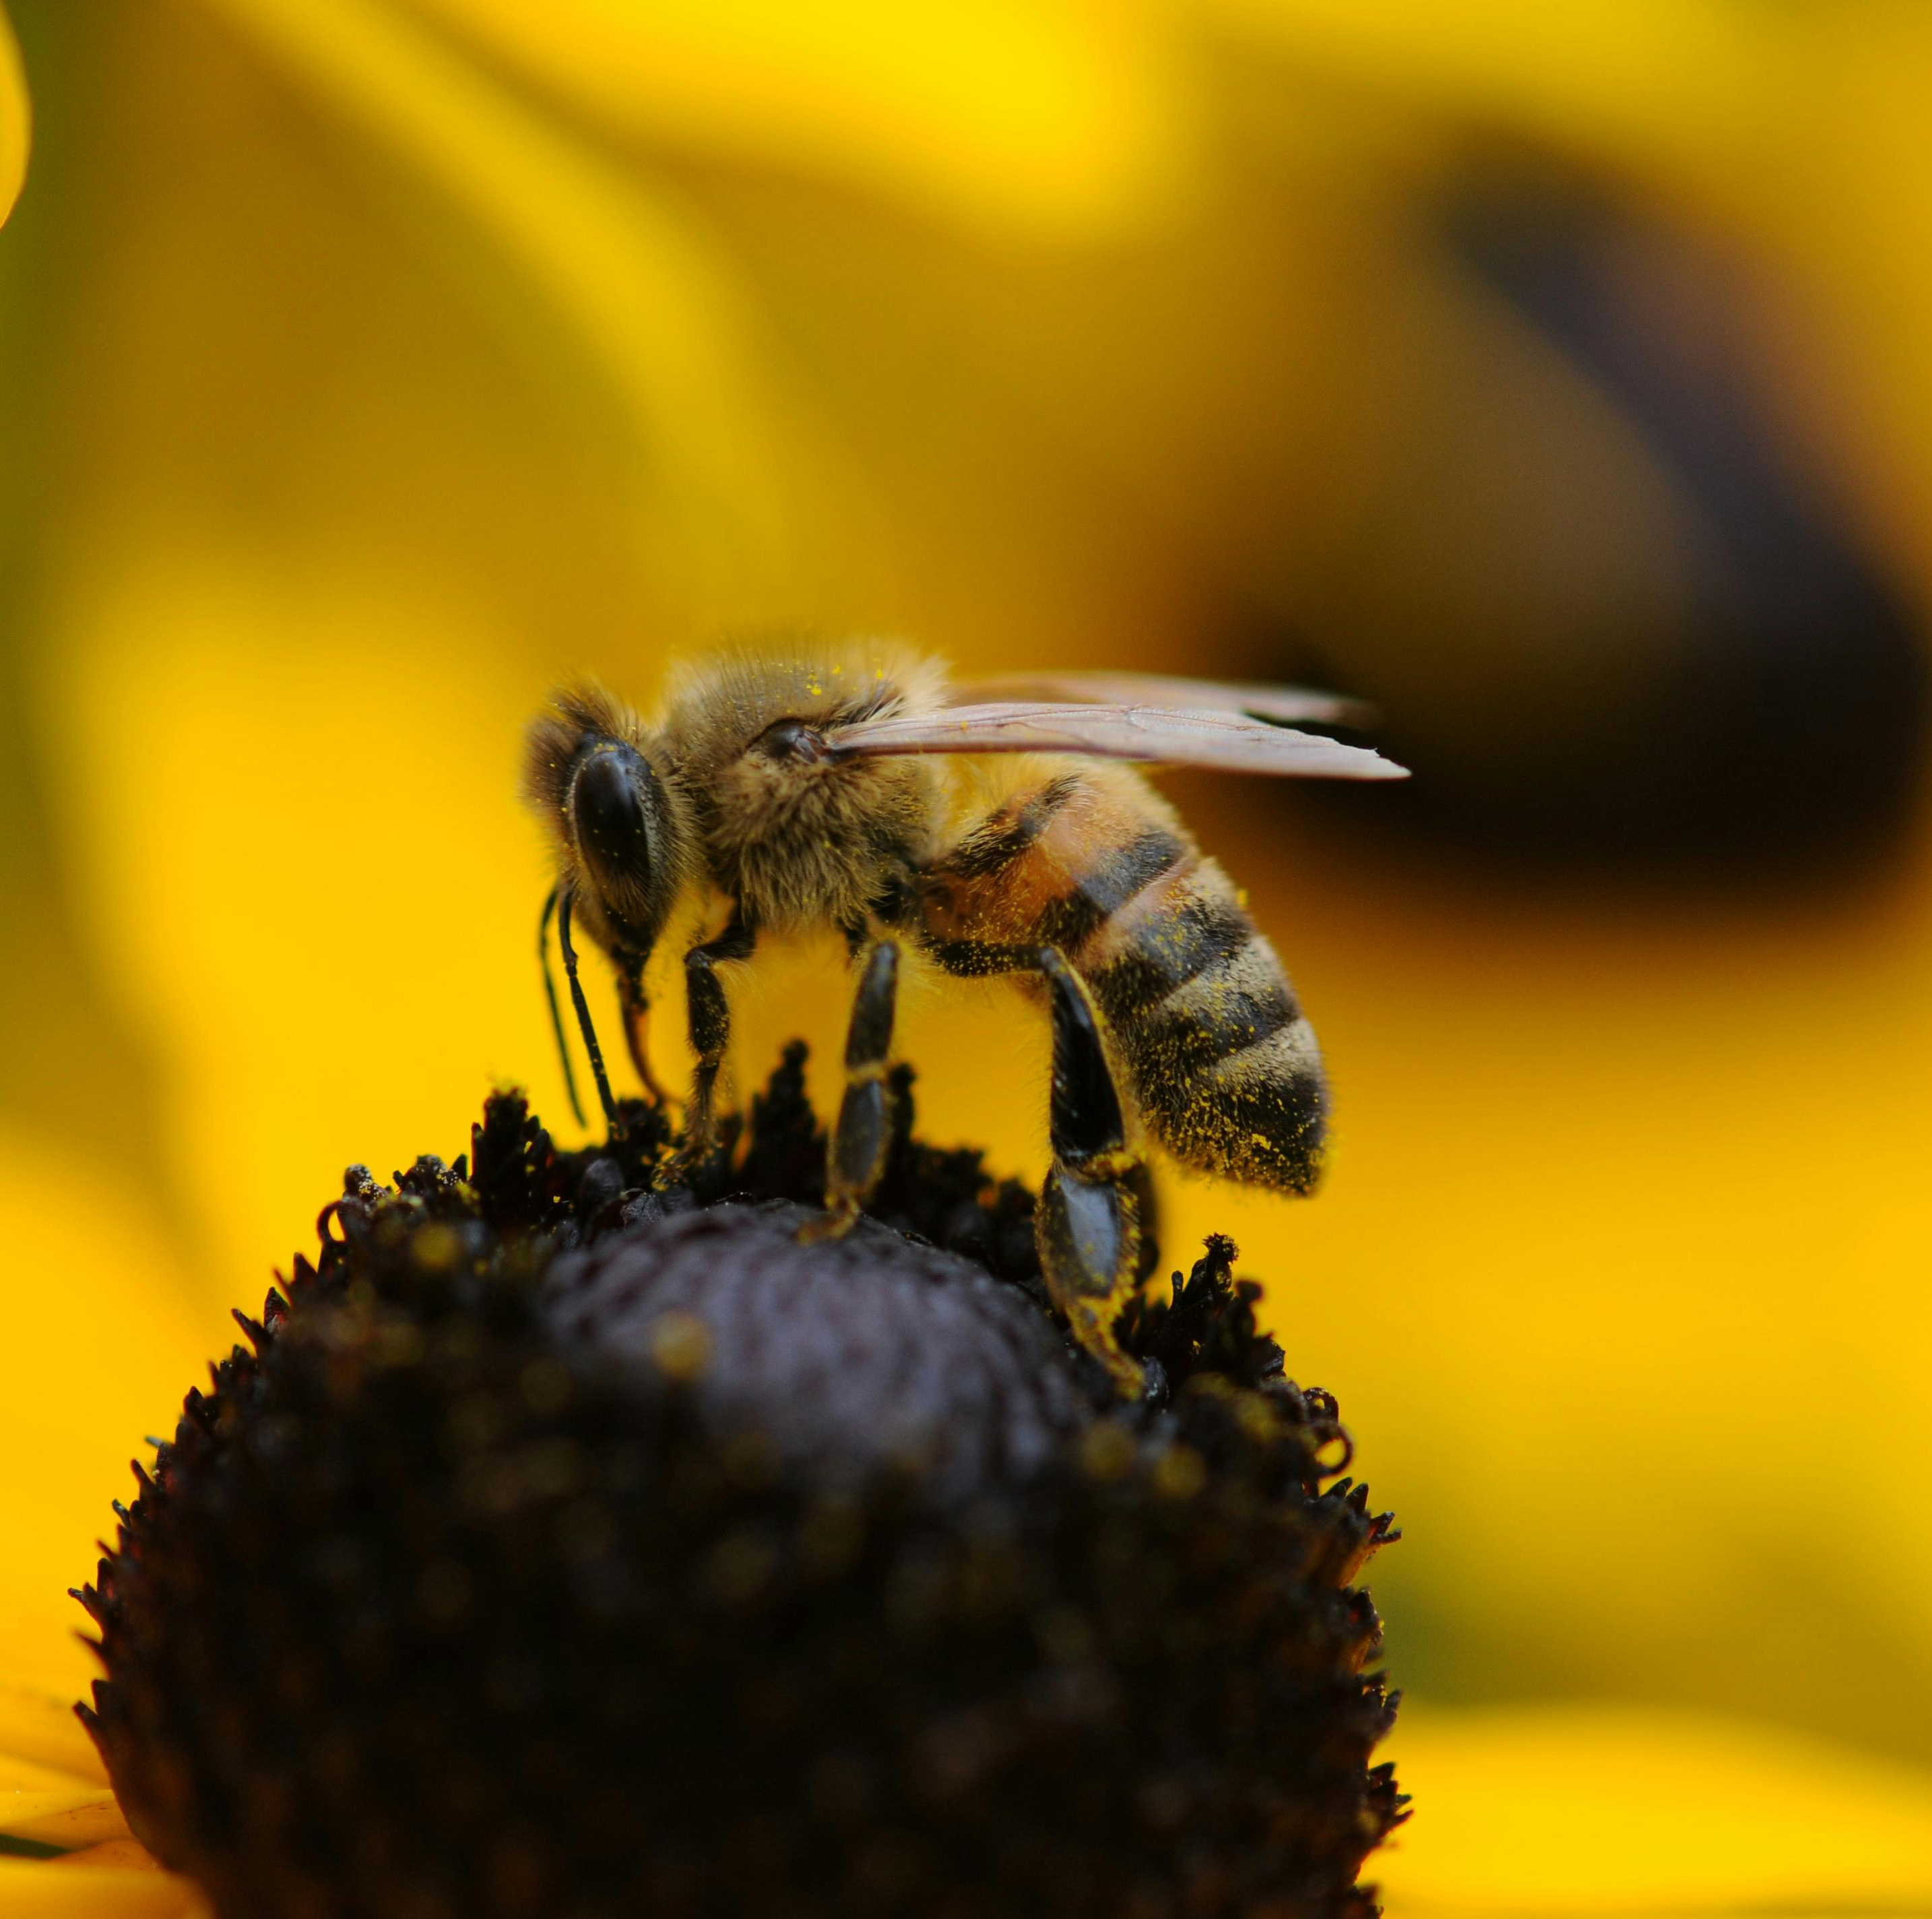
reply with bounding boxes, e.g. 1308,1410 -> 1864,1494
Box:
693,745 -> 937,934
655,641 -> 948,936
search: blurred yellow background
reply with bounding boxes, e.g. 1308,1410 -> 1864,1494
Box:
7,2 -> 1932,1911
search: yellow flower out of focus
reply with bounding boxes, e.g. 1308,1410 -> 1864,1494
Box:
0,3 -> 26,226
6,0 -> 1932,1912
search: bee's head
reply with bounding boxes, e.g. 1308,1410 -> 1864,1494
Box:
524,687 -> 684,963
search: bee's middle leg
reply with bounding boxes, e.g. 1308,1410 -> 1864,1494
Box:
682,914 -> 755,1152
802,937 -> 901,1241
1033,946 -> 1151,1398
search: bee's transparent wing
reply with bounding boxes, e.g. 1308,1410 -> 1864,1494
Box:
946,670 -> 1377,730
823,702 -> 1408,779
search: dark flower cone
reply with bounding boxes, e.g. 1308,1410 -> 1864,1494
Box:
76,1046 -> 1407,1919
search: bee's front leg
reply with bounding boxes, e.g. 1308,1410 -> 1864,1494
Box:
1033,947 -> 1152,1398
682,914 -> 755,1154
802,938 -> 901,1242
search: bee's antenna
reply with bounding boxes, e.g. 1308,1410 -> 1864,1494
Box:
538,887 -> 587,1130
556,885 -> 620,1133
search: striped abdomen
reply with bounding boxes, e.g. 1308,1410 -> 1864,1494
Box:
916,767 -> 1327,1192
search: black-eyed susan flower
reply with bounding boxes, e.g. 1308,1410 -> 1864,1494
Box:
15,1058 -> 1932,1916
63,1059 -> 1402,1916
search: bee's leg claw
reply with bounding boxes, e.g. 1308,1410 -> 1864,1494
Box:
1033,947 -> 1149,1398
678,1077 -> 719,1160
796,1204 -> 859,1246
815,940 -> 901,1234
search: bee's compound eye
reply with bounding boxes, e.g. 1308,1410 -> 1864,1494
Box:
571,747 -> 651,877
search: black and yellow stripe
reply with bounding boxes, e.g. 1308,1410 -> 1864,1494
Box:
917,769 -> 1327,1194
1087,856 -> 1326,1193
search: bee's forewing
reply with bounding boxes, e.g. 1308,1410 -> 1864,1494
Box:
946,671 -> 1378,730
823,703 -> 1409,780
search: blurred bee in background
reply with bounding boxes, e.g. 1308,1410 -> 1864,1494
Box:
524,643 -> 1406,1391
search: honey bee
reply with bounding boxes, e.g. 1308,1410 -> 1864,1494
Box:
523,641 -> 1406,1392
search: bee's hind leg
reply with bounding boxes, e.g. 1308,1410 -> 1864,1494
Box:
802,939 -> 901,1242
1033,947 -> 1152,1398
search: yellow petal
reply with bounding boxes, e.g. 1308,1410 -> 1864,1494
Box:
46,1842 -> 164,1873
390,0 -> 1190,237
0,1792 -> 131,1849
0,1856 -> 206,1917
0,1684 -> 109,1789
1379,1703 -> 1932,1914
0,1133 -> 218,1697
0,1761 -> 106,1800
191,0 -> 798,602
0,3 -> 25,226
49,560 -> 570,1315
